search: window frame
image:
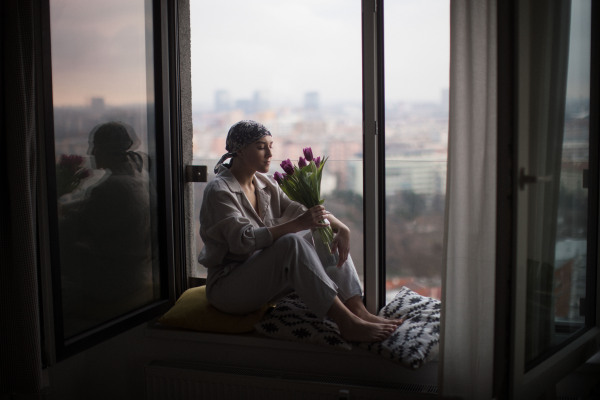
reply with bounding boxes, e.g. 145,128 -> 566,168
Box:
39,0 -> 180,361
361,0 -> 387,312
498,0 -> 600,398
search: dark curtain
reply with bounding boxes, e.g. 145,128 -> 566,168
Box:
0,0 -> 44,396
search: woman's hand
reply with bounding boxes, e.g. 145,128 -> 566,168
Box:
268,205 -> 329,242
325,213 -> 351,267
295,205 -> 330,231
331,226 -> 350,267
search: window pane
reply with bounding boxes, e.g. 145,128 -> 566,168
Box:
384,0 -> 449,302
523,0 -> 592,367
190,1 -> 363,281
50,0 -> 161,338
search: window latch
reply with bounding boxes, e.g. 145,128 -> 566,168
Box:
519,168 -> 552,190
185,165 -> 207,183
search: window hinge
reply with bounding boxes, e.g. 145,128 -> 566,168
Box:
185,165 -> 207,183
374,120 -> 378,135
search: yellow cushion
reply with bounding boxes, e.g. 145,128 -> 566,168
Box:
158,285 -> 268,333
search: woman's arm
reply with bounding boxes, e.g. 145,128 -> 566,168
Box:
268,205 -> 329,242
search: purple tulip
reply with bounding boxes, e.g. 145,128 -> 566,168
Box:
273,171 -> 285,184
298,156 -> 307,168
302,147 -> 314,162
280,159 -> 294,175
59,154 -> 85,172
314,156 -> 321,168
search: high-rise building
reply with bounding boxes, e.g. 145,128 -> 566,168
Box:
214,90 -> 231,112
304,91 -> 320,111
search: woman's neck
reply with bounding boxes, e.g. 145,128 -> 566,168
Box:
229,163 -> 255,190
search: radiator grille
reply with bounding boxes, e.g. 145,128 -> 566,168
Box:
145,361 -> 438,400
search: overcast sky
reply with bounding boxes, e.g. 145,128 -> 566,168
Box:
49,0 -> 450,108
50,0 -> 150,106
190,0 -> 450,109
49,1 -> 590,110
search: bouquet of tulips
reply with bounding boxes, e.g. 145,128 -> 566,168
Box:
56,154 -> 90,197
273,147 -> 334,252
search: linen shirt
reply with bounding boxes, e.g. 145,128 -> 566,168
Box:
197,166 -> 305,269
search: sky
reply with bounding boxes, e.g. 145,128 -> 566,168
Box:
48,0 -> 450,108
50,0 -> 151,107
190,0 -> 450,109
48,0 -> 591,110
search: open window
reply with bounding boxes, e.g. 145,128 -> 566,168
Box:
186,0 -> 449,312
40,0 -> 178,360
507,0 -> 600,397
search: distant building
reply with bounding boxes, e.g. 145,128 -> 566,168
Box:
214,90 -> 231,112
90,97 -> 105,114
385,153 -> 447,196
304,91 -> 320,111
554,238 -> 587,321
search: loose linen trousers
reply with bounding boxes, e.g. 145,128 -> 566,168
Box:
206,232 -> 363,318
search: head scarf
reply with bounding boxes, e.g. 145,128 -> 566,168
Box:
214,120 -> 272,173
89,121 -> 144,173
90,121 -> 139,153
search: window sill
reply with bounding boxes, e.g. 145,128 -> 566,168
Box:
144,320 -> 439,394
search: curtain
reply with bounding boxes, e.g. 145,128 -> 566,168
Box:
0,0 -> 44,397
439,1 -> 497,398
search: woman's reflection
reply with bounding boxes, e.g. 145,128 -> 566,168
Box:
59,121 -> 156,337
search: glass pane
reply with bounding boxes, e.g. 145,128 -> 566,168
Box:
383,0 -> 449,302
524,0 -> 592,366
50,0 -> 161,338
190,1 -> 363,281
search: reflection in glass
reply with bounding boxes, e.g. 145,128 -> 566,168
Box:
383,1 -> 450,302
523,0 -> 591,367
50,0 -> 160,337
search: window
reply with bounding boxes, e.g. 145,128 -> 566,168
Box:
43,0 -> 173,359
383,0 -> 449,302
508,0 -> 600,397
189,0 -> 364,282
188,0 -> 449,310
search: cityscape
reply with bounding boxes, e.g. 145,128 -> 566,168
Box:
51,89 -> 590,309
191,89 -> 450,302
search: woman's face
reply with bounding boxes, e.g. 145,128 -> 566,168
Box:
237,136 -> 274,173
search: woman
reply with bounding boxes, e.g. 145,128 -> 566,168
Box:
198,120 -> 399,342
59,121 -> 157,335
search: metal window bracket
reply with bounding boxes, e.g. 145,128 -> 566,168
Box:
185,165 -> 207,183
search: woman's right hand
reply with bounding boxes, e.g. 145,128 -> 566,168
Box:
295,205 -> 330,231
268,205 -> 330,242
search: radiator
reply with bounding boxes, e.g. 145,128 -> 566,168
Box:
145,361 -> 438,400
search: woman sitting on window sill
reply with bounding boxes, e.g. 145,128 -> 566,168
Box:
197,120 -> 401,343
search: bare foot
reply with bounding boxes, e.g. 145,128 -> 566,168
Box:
336,317 -> 397,343
360,312 -> 403,326
344,296 -> 403,326
327,296 -> 397,342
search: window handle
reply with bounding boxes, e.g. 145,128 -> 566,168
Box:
185,165 -> 207,182
519,168 -> 552,190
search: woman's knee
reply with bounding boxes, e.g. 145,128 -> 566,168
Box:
274,233 -> 317,262
276,233 -> 306,252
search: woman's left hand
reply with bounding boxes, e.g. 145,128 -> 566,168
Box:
331,227 -> 350,267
